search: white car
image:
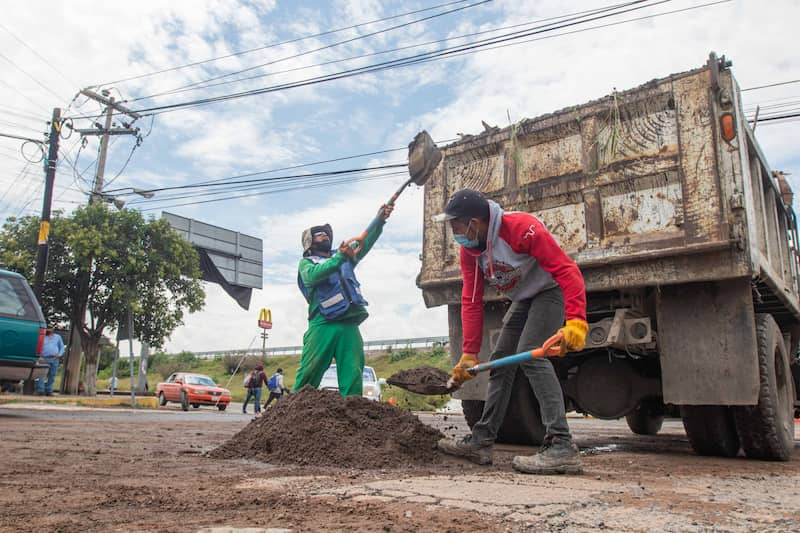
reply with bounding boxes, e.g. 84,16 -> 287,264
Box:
318,365 -> 385,401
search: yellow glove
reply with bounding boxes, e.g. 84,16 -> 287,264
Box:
450,353 -> 479,386
558,319 -> 588,355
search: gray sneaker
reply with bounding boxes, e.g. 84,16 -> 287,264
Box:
512,436 -> 582,475
437,435 -> 493,465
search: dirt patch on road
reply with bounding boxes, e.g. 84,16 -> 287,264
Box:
386,366 -> 456,395
210,386 -> 443,468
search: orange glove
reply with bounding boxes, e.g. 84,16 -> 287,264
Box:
450,353 -> 479,385
558,319 -> 588,355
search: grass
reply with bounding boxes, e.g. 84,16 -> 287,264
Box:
93,347 -> 454,411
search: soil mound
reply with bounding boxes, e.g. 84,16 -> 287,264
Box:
387,366 -> 457,395
210,386 -> 443,468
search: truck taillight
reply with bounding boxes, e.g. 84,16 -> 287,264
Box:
36,328 -> 45,355
720,112 -> 736,141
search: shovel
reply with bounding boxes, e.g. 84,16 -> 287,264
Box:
346,130 -> 442,253
387,332 -> 564,396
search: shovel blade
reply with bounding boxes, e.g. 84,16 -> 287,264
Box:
407,130 -> 442,186
386,366 -> 458,396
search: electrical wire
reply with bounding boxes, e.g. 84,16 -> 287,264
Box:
142,0 -> 492,99
97,0 -> 479,87
147,0 -> 644,98
0,22 -> 80,88
0,52 -> 67,102
0,78 -> 49,111
741,80 -> 800,92
117,0 -> 677,115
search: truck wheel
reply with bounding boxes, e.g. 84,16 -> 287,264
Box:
158,392 -> 167,406
180,391 -> 189,411
733,314 -> 795,461
681,405 -> 740,457
625,398 -> 664,435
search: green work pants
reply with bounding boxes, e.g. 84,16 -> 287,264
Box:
293,319 -> 364,396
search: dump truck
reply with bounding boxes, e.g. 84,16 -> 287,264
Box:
417,53 -> 799,460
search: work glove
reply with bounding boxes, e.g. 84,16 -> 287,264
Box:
450,353 -> 479,386
558,319 -> 588,355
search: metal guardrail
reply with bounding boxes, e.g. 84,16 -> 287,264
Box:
186,336 -> 449,359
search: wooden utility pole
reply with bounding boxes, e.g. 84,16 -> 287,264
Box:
32,108 -> 61,298
61,89 -> 141,394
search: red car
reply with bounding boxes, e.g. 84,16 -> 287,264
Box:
156,372 -> 231,411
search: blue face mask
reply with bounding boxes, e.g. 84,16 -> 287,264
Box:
453,221 -> 480,248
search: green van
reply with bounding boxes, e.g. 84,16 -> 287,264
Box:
0,269 -> 47,391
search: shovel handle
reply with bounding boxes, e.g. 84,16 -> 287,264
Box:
466,332 -> 564,376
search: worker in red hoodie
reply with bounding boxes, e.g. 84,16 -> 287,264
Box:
434,189 -> 587,475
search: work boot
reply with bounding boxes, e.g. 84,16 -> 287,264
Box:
437,435 -> 492,465
512,436 -> 582,475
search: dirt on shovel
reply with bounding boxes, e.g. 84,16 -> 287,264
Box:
386,366 -> 458,395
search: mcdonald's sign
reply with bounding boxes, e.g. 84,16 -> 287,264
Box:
258,308 -> 272,329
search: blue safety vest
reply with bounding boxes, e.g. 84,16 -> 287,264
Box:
297,255 -> 368,320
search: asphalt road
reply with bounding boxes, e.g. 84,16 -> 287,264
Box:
2,402 -> 799,532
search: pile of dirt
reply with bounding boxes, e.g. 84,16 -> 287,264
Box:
387,366 -> 457,395
210,386 -> 443,468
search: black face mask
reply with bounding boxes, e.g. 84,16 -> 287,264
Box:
310,239 -> 332,254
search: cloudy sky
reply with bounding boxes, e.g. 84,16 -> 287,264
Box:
1,0 -> 798,354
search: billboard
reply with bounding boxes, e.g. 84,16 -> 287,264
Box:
162,212 -> 263,309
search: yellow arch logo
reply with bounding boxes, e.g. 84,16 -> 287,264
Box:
258,308 -> 272,329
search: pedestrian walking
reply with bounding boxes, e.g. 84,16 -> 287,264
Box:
36,328 -> 65,396
293,204 -> 393,396
263,368 -> 288,409
242,364 -> 267,415
433,189 -> 588,475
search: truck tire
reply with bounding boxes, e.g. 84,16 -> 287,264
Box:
733,314 -> 795,461
681,405 -> 740,457
625,398 -> 664,435
460,370 -> 546,446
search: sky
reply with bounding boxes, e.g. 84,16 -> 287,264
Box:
0,0 -> 798,354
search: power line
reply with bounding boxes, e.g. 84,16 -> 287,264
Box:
0,22 -> 80,87
134,0 -> 492,100
146,0 -> 642,98
749,112 -> 800,123
0,52 -> 66,102
741,79 -> 800,92
98,0 -> 479,88
118,0 -> 665,115
138,172 -> 403,212
0,78 -> 49,111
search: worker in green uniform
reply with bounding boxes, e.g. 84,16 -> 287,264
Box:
294,204 -> 394,396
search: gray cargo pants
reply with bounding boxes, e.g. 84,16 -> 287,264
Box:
472,286 -> 571,446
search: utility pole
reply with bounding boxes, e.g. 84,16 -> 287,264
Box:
32,107 -> 61,298
61,89 -> 141,395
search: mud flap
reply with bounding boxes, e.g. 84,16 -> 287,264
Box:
657,278 -> 759,405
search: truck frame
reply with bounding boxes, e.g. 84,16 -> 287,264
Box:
417,53 -> 799,460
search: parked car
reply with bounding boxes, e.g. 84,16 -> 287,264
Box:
0,269 -> 47,392
318,365 -> 385,401
155,372 -> 231,411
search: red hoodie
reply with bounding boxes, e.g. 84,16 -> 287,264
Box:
460,200 -> 586,354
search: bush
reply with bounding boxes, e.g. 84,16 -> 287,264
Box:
389,347 -> 417,362
430,344 -> 448,359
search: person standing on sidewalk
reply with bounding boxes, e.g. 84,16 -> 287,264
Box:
293,204 -> 393,397
434,189 -> 588,475
242,364 -> 266,415
263,368 -> 288,409
36,328 -> 65,396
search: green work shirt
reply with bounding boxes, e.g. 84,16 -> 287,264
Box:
298,220 -> 385,326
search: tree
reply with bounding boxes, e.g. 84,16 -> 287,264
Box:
0,204 -> 205,395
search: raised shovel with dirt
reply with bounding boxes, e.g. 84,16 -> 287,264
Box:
387,332 -> 564,395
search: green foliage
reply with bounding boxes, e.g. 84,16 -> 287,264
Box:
0,205 -> 206,395
389,347 -> 417,362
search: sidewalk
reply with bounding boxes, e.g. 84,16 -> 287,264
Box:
0,393 -> 157,409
